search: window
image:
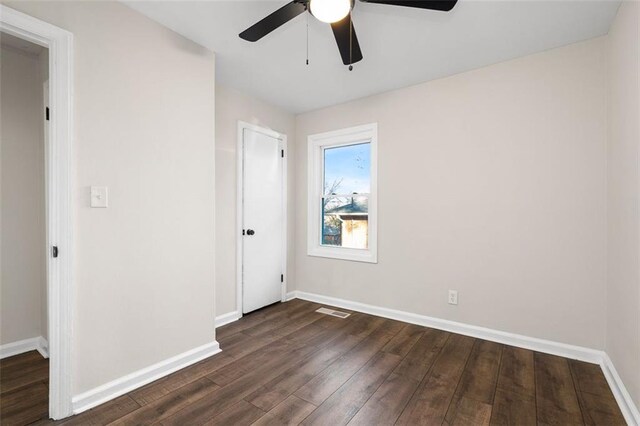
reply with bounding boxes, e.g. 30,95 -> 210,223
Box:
308,123 -> 377,263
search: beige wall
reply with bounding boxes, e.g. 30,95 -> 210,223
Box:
0,45 -> 47,345
295,38 -> 608,349
215,84 -> 296,317
607,1 -> 640,407
3,1 -> 216,395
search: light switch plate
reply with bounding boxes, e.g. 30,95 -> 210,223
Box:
90,186 -> 108,208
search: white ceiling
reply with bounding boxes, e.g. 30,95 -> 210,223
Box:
124,0 -> 620,113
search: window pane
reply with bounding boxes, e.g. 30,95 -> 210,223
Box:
324,143 -> 370,196
322,196 -> 368,249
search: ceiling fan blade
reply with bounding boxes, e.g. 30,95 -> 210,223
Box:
239,1 -> 307,42
331,14 -> 363,66
359,0 -> 457,12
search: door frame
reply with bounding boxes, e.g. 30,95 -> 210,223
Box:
0,5 -> 75,419
236,121 -> 287,316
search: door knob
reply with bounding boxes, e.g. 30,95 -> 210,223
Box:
246,229 -> 255,236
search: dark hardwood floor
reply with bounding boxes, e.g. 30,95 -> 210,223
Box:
0,350 -> 49,425
0,299 -> 626,425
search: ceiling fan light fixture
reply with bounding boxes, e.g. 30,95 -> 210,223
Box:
310,0 -> 351,24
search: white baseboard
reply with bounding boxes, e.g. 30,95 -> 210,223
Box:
36,336 -> 49,359
0,336 -> 49,360
292,291 -> 602,362
72,341 -> 221,415
601,353 -> 640,425
215,310 -> 241,328
290,290 -> 639,426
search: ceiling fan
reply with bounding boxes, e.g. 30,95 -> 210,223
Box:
239,0 -> 458,68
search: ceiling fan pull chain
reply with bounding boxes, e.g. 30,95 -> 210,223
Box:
306,7 -> 309,65
348,12 -> 353,71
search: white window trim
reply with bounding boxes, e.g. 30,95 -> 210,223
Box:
307,123 -> 378,263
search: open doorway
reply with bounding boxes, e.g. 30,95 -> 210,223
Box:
0,31 -> 51,424
0,6 -> 74,420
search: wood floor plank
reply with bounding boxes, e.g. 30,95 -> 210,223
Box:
381,323 -> 424,357
215,299 -> 307,340
252,395 -> 316,426
203,399 -> 265,426
0,359 -> 49,394
490,346 -> 536,426
294,324 -> 397,406
450,397 -> 493,426
0,351 -> 45,373
569,360 -> 626,425
574,390 -> 627,425
0,381 -> 49,425
217,331 -> 274,360
341,315 -> 389,340
296,313 -> 371,349
22,418 -> 56,426
535,352 -> 584,426
392,328 -> 450,380
301,351 -> 402,425
375,318 -> 407,337
207,315 -> 333,388
395,333 -> 475,425
348,328 -> 450,426
161,341 -> 320,425
445,339 -> 503,424
246,333 -> 363,411
348,372 -> 417,426
208,337 -> 297,386
210,309 -> 328,387
242,302 -> 323,338
109,377 -> 220,425
128,353 -> 233,406
569,360 -> 617,398
285,314 -> 360,349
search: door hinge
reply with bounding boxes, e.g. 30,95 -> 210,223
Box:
52,246 -> 58,258
45,107 -> 50,121
281,149 -> 284,158
281,274 -> 284,283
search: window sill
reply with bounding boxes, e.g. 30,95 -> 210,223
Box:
307,246 -> 377,264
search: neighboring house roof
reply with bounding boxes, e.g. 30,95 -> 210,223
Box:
325,198 -> 368,216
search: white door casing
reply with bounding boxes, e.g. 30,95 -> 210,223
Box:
237,122 -> 287,314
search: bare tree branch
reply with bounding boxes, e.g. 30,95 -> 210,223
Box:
323,178 -> 343,208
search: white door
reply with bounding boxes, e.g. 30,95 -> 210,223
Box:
242,127 -> 284,313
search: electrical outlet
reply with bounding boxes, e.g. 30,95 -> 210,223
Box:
448,290 -> 458,305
